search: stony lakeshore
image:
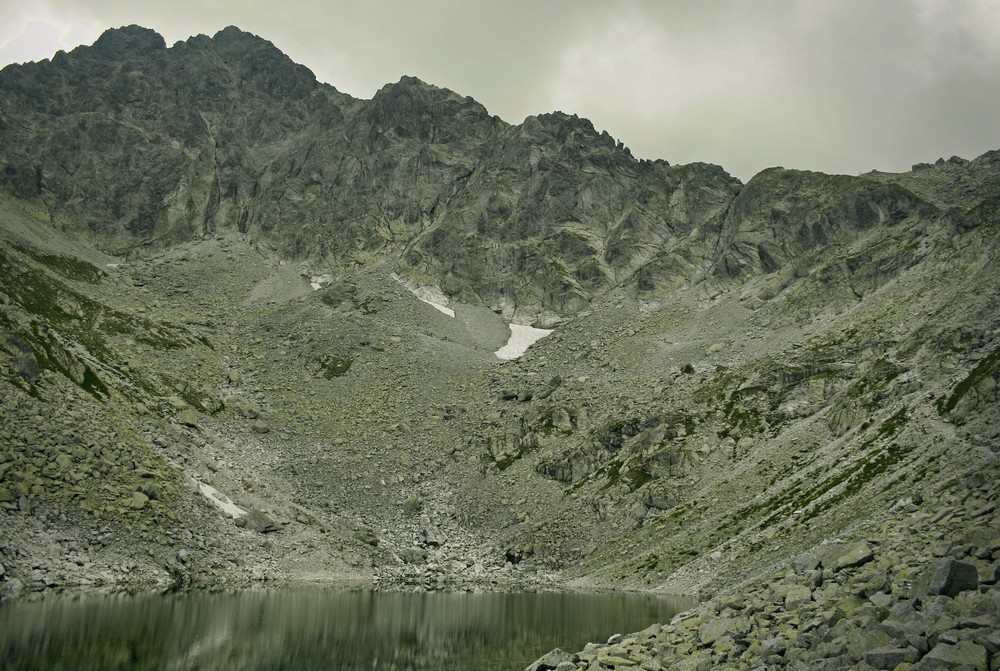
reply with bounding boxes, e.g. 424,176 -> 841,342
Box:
528,471 -> 999,670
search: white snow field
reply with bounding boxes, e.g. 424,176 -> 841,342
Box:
393,274 -> 552,359
494,324 -> 554,360
419,298 -> 456,317
197,481 -> 248,519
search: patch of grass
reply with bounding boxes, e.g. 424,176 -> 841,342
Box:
597,459 -> 624,491
0,244 -> 202,400
533,411 -> 574,437
0,311 -> 109,399
35,252 -> 105,283
938,346 -> 1000,414
718,385 -> 770,438
622,466 -> 653,490
878,406 -> 909,437
692,372 -> 734,406
12,241 -> 105,283
800,441 -> 909,522
319,354 -> 352,378
596,417 -> 643,453
636,553 -> 660,571
493,438 -> 538,471
846,358 -> 903,407
136,328 -> 187,351
746,409 -> 912,528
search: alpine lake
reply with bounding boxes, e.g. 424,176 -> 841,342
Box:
0,588 -> 696,670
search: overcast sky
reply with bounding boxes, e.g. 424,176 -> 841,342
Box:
2,0 -> 999,182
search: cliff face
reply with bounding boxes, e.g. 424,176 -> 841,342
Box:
0,26 -> 998,638
0,27 -> 328,246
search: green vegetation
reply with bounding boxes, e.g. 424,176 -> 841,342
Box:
34,251 -> 105,283
595,459 -> 651,492
721,386 -> 769,437
737,406 -> 912,529
10,240 -> 105,283
319,354 -> 353,378
531,409 -> 574,437
493,439 -> 538,471
0,243 -> 205,402
878,406 -> 909,436
596,417 -> 643,453
622,466 -> 653,491
846,358 -> 903,406
938,346 -> 1000,414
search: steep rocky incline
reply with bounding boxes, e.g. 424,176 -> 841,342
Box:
528,472 -> 1000,670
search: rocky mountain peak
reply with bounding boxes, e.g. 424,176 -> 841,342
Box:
205,25 -> 317,97
528,111 -> 601,138
89,25 -> 167,57
211,25 -> 270,45
0,24 -> 995,322
366,75 -> 496,143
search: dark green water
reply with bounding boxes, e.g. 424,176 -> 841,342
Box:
0,589 -> 695,670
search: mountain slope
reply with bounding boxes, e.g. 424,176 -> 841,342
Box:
0,24 -> 998,668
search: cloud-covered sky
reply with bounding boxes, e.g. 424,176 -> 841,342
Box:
2,0 -> 999,181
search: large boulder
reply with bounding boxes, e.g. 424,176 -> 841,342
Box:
525,648 -> 574,671
916,641 -> 989,671
699,617 -> 750,645
915,559 -> 979,598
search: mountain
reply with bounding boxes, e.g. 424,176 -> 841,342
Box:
0,25 -> 744,325
1,26 -> 998,669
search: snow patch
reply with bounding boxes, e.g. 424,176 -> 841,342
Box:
495,324 -> 553,360
197,481 -> 247,519
392,273 -> 455,317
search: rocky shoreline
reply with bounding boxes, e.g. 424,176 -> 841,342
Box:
527,469 -> 999,671
2,453 -> 997,671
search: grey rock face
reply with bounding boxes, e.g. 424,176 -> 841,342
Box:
699,616 -> 750,645
834,542 -> 875,570
919,641 -> 989,670
3,25 -> 997,329
420,516 -> 448,547
864,645 -> 913,669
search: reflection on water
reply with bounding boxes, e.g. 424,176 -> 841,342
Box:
0,589 -> 695,670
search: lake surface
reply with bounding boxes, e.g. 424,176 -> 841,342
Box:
0,589 -> 695,670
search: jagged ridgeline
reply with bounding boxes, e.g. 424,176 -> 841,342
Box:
0,25 -> 746,325
1,23 -> 999,645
